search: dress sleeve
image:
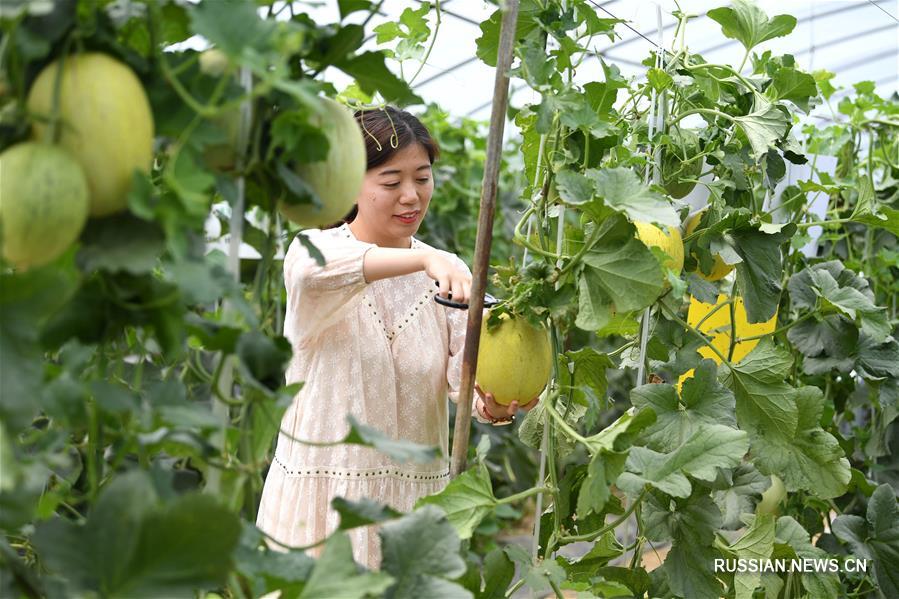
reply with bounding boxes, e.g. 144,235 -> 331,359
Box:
283,232 -> 375,347
443,255 -> 492,424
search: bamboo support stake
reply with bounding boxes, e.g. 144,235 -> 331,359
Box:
450,0 -> 520,478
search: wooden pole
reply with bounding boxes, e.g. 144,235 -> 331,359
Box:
450,0 -> 519,477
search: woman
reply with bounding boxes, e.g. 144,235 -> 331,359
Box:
255,105 -> 538,569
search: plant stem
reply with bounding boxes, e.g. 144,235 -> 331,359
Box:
796,218 -> 851,229
496,486 -> 553,505
659,303 -> 736,372
407,0 -> 441,86
514,206 -> 566,260
735,311 -> 817,343
559,488 -> 648,543
543,398 -> 590,448
669,107 -> 735,127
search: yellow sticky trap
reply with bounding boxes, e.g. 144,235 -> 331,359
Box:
677,294 -> 778,389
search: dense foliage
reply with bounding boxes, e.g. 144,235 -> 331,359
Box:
0,1 -> 897,598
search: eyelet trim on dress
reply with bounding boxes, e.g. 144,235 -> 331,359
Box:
272,455 -> 449,481
342,226 -> 433,343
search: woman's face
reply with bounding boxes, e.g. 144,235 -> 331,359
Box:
354,142 -> 434,245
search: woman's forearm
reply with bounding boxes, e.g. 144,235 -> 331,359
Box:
362,248 -> 430,283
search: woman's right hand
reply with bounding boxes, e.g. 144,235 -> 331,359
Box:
423,251 -> 471,304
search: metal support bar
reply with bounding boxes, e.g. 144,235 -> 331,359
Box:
450,0 -> 520,478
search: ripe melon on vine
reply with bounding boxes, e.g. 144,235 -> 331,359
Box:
685,209 -> 734,281
661,129 -> 702,199
278,97 -> 366,228
633,221 -> 684,275
677,293 -> 779,388
476,312 -> 553,406
27,52 -> 154,217
0,142 -> 89,270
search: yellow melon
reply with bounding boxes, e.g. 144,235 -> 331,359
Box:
476,313 -> 553,406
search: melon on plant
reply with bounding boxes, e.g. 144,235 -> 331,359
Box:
684,209 -> 735,281
757,474 -> 787,516
476,312 -> 553,406
0,142 -> 89,270
633,221 -> 684,275
199,48 -> 230,77
677,293 -> 779,388
278,97 -> 366,228
27,52 -> 154,217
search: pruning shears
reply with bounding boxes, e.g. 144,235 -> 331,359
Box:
433,283 -> 500,310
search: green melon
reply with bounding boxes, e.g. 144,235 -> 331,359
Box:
278,97 -> 366,228
0,143 -> 89,269
27,52 -> 154,216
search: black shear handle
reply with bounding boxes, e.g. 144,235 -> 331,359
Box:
434,293 -> 499,310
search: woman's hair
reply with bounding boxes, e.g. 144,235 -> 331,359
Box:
328,105 -> 440,227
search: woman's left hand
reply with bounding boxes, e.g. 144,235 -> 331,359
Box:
475,383 -> 539,422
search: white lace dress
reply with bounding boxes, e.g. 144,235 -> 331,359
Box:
255,223 -> 483,570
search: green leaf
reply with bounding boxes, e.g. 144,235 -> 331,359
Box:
646,68 -> 673,91
767,67 -> 818,113
558,346 -> 613,426
733,98 -> 791,159
773,516 -> 841,598
475,0 -> 542,67
788,260 -> 890,344
165,258 -> 235,306
380,505 -> 472,599
374,21 -> 403,43
584,406 -> 657,453
728,339 -> 799,439
165,147 -> 216,217
236,331 -> 292,391
554,169 -> 594,205
481,548 -> 515,599
583,58 -> 629,119
631,360 -> 736,452
707,0 -> 797,52
338,0 -> 373,20
343,416 -> 441,463
575,216 -> 665,331
332,497 -> 402,531
645,490 -> 723,599
618,424 -> 749,498
833,485 -> 899,598
415,462 -> 496,540
728,514 -> 776,599
713,464 -> 770,529
299,533 -> 394,599
732,224 -> 793,323
586,167 -> 680,226
188,0 -> 274,58
849,177 -> 899,237
76,214 -> 165,275
577,450 -> 626,518
333,52 -> 422,106
748,384 -> 850,498
32,470 -> 242,598
90,381 -> 139,415
0,267 -> 77,434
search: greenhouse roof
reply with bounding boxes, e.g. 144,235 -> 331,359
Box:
310,0 -> 898,124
